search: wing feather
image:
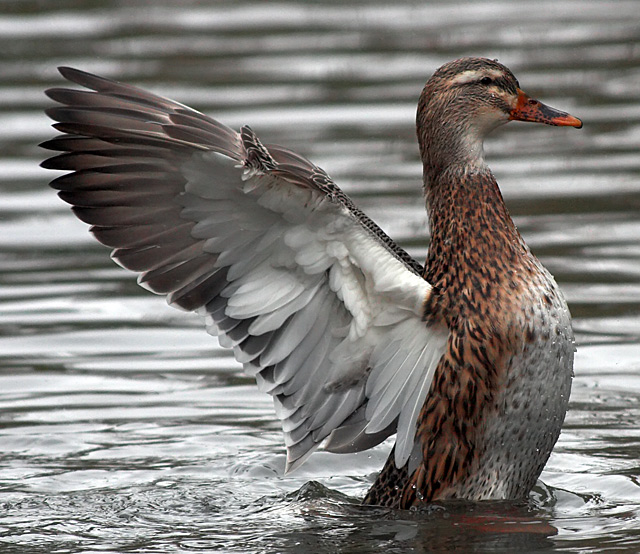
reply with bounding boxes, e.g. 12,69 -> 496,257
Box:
42,66 -> 448,473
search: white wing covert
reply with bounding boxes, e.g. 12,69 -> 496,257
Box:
42,67 -> 448,471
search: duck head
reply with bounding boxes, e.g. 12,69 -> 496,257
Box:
417,57 -> 582,176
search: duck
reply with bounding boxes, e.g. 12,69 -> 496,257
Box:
41,57 -> 582,509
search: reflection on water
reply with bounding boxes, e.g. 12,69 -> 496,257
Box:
1,1 -> 640,552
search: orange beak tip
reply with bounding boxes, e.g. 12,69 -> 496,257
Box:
552,114 -> 583,129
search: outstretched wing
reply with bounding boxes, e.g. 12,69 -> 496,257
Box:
42,67 -> 447,471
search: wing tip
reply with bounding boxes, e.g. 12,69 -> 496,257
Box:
57,66 -> 97,87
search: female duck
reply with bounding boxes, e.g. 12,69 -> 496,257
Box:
42,57 -> 581,509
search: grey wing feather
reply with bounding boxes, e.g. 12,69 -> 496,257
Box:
42,67 -> 447,472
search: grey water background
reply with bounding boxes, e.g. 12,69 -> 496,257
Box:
1,0 -> 640,552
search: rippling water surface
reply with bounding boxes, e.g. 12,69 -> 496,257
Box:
2,1 -> 640,552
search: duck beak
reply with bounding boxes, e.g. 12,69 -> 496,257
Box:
510,89 -> 582,128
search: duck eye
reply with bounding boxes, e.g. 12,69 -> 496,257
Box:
479,77 -> 493,86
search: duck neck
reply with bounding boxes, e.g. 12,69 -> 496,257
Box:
422,163 -> 526,284
416,86 -> 501,178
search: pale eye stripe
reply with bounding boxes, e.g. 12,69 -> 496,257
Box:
451,68 -> 503,86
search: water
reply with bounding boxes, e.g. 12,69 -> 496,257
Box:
2,0 -> 640,552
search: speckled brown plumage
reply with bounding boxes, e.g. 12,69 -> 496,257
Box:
363,58 -> 579,509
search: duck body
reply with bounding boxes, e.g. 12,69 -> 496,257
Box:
366,58 -> 577,507
42,57 -> 580,510
365,165 -> 574,507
